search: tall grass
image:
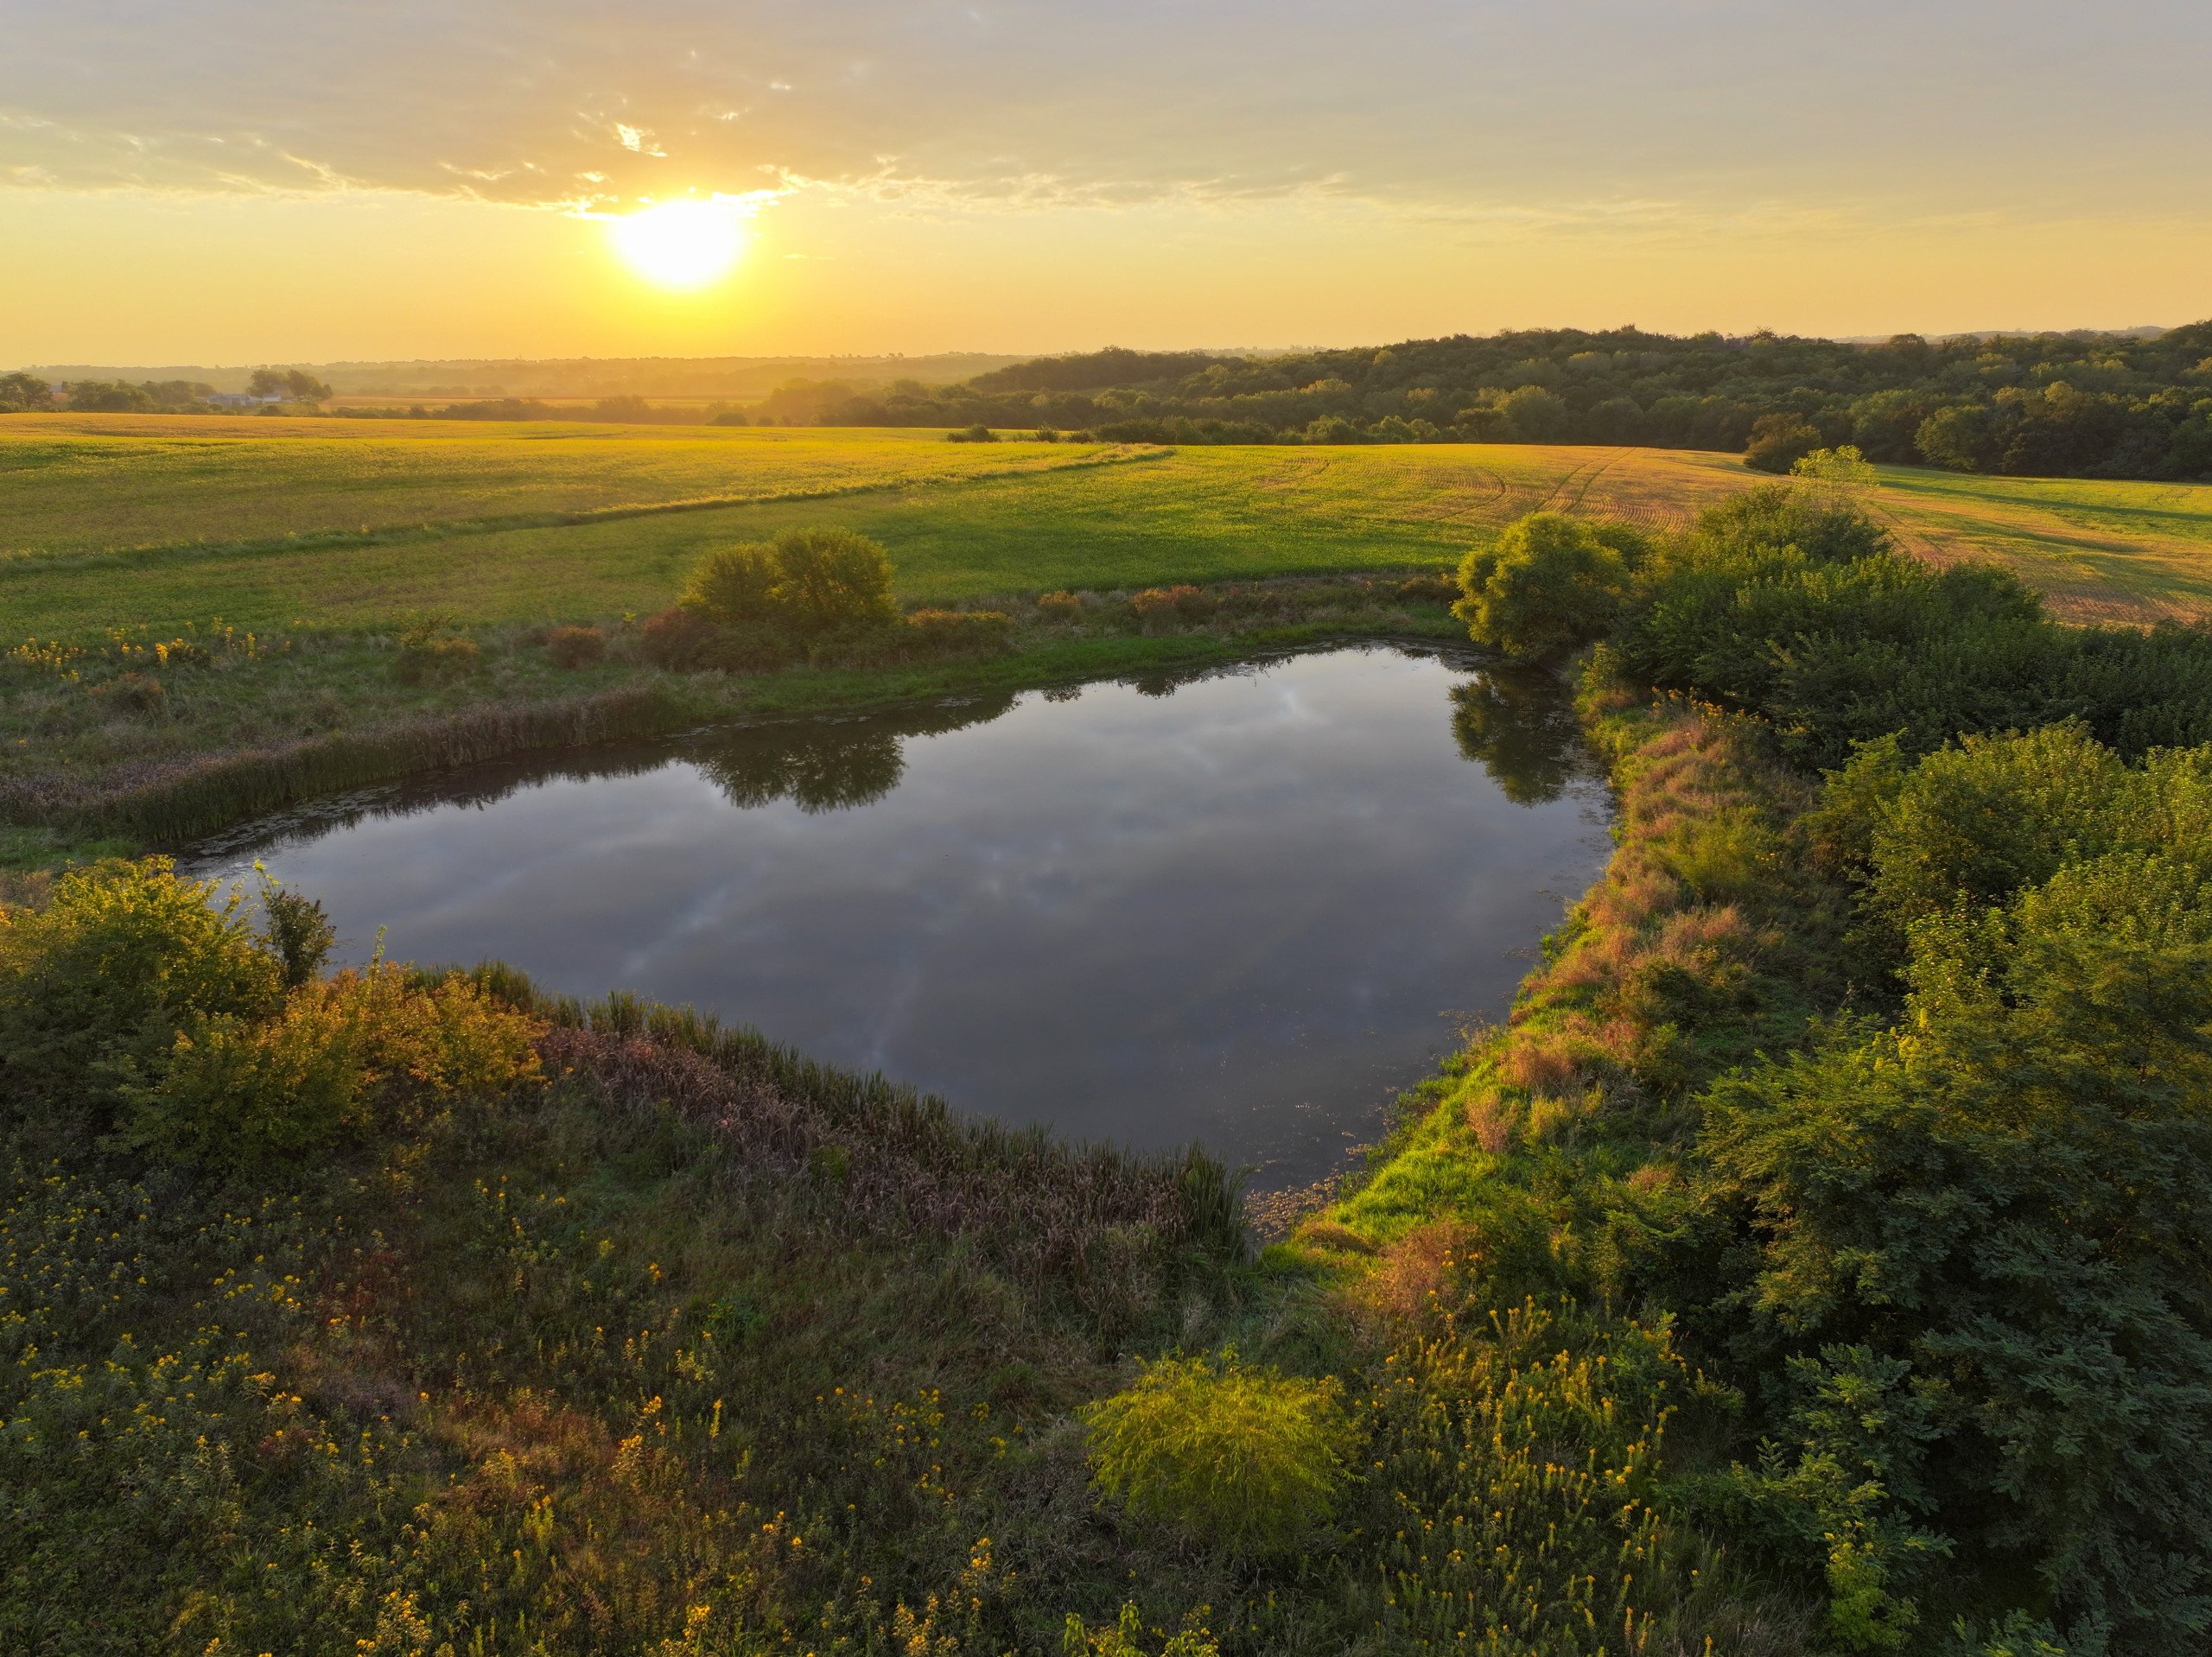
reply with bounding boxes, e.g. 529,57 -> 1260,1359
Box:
467,971 -> 1250,1311
3,683 -> 687,841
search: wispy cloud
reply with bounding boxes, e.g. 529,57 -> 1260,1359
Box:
3,0 -> 2209,230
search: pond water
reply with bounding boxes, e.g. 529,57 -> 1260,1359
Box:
184,646 -> 1612,1188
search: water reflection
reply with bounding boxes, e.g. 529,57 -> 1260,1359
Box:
701,696 -> 1017,815
1450,668 -> 1592,806
186,647 -> 1611,1187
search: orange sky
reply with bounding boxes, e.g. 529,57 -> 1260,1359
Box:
6,1 -> 2209,362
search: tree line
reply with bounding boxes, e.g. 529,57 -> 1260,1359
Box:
0,367 -> 334,413
797,324 -> 2212,481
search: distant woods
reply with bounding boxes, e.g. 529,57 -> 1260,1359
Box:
14,324 -> 2209,480
795,324 -> 2212,483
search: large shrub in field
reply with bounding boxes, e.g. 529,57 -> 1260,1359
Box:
1453,511 -> 1631,662
0,860 -> 281,1123
1079,1352 -> 1352,1551
676,527 -> 899,651
682,542 -> 783,627
764,526 -> 899,632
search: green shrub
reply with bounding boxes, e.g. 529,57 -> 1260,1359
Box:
1062,1604 -> 1220,1656
765,527 -> 899,633
0,860 -> 281,1122
1079,1351 -> 1353,1551
257,874 -> 335,990
1453,511 -> 1630,661
122,964 -> 543,1170
682,543 -> 782,627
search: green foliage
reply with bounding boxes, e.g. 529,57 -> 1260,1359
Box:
764,525 -> 900,632
0,370 -> 51,413
257,871 -> 336,989
1746,412 -> 1824,473
1724,1347 -> 1950,1651
681,539 -> 783,625
1453,511 -> 1630,662
1061,1603 -> 1220,1657
119,964 -> 543,1171
1700,733 -> 2212,1646
1358,1297 -> 1738,1655
678,526 -> 899,644
1794,443 -> 1879,492
1080,1351 -> 1353,1551
1610,486 -> 2212,770
0,859 -> 280,1125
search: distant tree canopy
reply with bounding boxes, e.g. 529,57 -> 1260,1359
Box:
785,323 -> 2212,482
248,368 -> 333,402
0,371 -> 52,412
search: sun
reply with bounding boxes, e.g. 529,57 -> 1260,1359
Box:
608,200 -> 746,290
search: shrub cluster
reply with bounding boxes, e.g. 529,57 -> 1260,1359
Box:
642,526 -> 1016,672
1413,489 -> 2212,1650
0,860 -> 539,1165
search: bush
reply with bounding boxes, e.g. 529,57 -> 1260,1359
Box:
1452,511 -> 1630,661
1131,585 -> 1213,624
391,621 -> 479,685
682,543 -> 782,627
544,625 -> 606,669
1080,1352 -> 1353,1551
122,965 -> 543,1171
764,527 -> 899,633
947,423 -> 999,443
1035,589 -> 1084,619
639,606 -> 721,670
0,860 -> 282,1122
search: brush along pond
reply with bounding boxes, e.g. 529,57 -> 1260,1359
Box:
185,645 -> 1611,1187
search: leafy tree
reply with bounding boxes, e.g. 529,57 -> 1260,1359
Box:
62,379 -> 156,413
1915,406 -> 1996,471
1498,384 -> 1569,441
0,371 -> 52,412
1453,511 -> 1630,662
1745,412 -> 1823,473
246,368 -> 332,402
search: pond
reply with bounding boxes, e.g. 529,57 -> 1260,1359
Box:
185,646 -> 1613,1189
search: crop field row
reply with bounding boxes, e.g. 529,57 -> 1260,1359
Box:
4,416 -> 2210,640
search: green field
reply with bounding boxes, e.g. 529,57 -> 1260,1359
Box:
9,415 -> 2212,641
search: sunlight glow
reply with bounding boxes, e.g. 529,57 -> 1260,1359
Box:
608,200 -> 747,289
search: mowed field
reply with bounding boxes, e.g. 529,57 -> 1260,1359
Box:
6,413 -> 2212,640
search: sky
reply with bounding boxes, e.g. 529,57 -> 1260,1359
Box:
4,0 -> 2210,364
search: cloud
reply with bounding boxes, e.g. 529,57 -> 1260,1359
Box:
3,0 -> 2209,225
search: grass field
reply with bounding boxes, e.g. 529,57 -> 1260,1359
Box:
8,416 -> 2211,640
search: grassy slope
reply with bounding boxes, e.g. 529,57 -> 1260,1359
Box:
10,417 -> 2209,639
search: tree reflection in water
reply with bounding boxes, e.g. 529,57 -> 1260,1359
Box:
1449,667 -> 1593,805
696,694 -> 1019,815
